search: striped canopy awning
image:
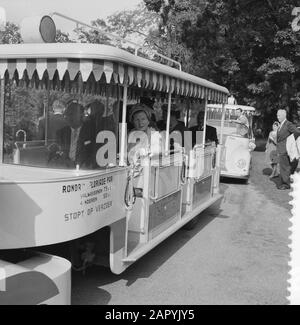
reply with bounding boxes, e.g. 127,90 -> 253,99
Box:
0,58 -> 228,103
207,104 -> 256,116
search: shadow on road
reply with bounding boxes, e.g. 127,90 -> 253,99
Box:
262,167 -> 284,187
121,196 -> 227,286
220,177 -> 248,185
262,167 -> 272,176
72,195 -> 228,303
250,152 -> 292,211
71,284 -> 111,305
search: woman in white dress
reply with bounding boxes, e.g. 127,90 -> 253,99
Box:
127,103 -> 163,164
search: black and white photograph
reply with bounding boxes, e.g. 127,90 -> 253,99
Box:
0,0 -> 299,307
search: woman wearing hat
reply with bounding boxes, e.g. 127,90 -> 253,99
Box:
128,103 -> 163,164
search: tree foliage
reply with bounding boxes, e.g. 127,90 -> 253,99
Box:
55,29 -> 73,43
107,3 -> 159,41
144,0 -> 300,130
1,1 -> 300,134
74,3 -> 161,58
74,18 -> 111,44
0,22 -> 22,44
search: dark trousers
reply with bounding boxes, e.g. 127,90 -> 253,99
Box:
290,159 -> 299,175
279,153 -> 291,186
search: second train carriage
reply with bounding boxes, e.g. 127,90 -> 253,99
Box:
206,103 -> 256,180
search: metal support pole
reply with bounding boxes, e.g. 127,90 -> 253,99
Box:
202,98 -> 208,147
185,99 -> 190,128
220,102 -> 226,146
213,146 -> 221,195
44,83 -> 50,146
119,84 -> 128,166
165,91 -> 172,154
0,78 -> 4,162
213,102 -> 226,194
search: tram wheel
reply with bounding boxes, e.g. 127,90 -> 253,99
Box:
183,217 -> 198,230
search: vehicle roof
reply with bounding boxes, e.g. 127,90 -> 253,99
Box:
0,43 -> 229,101
207,103 -> 256,111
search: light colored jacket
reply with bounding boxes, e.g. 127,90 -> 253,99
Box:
286,133 -> 300,161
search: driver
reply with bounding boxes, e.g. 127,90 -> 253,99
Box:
230,108 -> 249,137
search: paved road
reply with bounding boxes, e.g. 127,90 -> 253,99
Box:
72,152 -> 290,305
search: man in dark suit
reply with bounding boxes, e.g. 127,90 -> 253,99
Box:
157,103 -> 187,133
190,111 -> 219,147
37,100 -> 67,141
276,109 -> 300,190
85,100 -> 118,168
157,103 -> 189,151
54,102 -> 95,169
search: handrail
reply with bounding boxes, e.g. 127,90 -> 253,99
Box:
15,129 -> 27,142
49,12 -> 182,71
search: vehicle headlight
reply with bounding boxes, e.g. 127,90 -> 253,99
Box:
236,159 -> 246,169
248,142 -> 256,151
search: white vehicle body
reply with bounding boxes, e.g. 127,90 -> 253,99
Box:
0,13 -> 229,304
206,104 -> 256,179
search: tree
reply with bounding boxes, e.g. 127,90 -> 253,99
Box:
74,2 -> 161,58
55,29 -> 73,43
107,2 -> 159,42
0,22 -> 22,44
0,21 -> 74,44
74,18 -> 111,45
144,0 -> 300,132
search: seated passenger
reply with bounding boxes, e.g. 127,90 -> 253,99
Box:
157,103 -> 188,152
37,100 -> 67,141
157,104 -> 186,133
190,111 -> 219,147
140,96 -> 157,126
128,103 -> 163,164
85,100 -> 116,134
85,99 -> 118,168
50,102 -> 95,169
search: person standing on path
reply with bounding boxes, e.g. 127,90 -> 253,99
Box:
276,109 -> 300,190
265,121 -> 280,179
290,121 -> 300,175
